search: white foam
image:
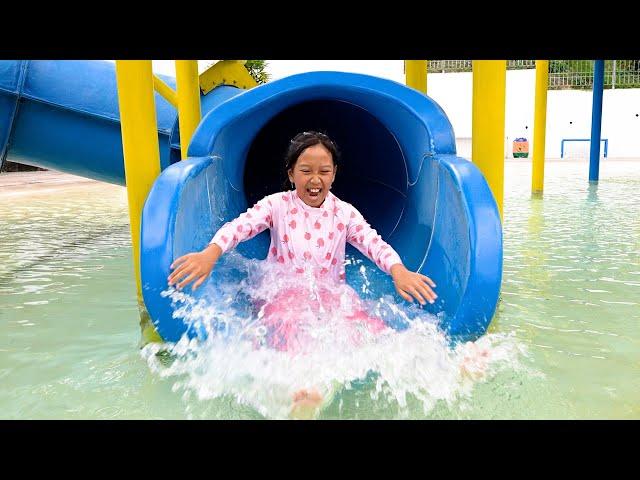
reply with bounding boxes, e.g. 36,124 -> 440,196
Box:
144,256 -> 528,418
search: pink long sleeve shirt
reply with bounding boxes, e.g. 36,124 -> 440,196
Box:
210,190 -> 403,283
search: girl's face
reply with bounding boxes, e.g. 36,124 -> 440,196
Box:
288,143 -> 336,208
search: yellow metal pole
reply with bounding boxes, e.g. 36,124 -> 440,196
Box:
153,74 -> 178,107
175,60 -> 202,159
115,60 -> 163,343
472,60 -> 507,220
532,60 -> 549,196
405,60 -> 428,94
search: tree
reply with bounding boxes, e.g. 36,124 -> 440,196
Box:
244,60 -> 270,84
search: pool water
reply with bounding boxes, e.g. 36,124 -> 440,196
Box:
1,159 -> 638,419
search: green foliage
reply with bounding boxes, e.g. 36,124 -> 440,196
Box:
549,60 -> 570,74
244,60 -> 270,85
549,60 -> 639,90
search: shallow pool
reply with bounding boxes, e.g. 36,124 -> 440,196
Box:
1,159 -> 638,419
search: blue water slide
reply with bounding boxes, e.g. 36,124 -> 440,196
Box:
140,71 -> 503,343
0,61 -> 502,343
0,60 -> 239,180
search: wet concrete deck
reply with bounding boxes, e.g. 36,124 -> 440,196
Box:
0,170 -> 111,198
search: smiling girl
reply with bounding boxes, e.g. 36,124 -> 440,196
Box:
168,131 -> 437,417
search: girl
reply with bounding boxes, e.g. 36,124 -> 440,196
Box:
168,131 -> 437,417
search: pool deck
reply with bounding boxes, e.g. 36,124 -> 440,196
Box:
0,170 -> 110,198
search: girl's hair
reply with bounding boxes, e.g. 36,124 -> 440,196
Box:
284,131 -> 340,183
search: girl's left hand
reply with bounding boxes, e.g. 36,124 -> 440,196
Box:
390,264 -> 437,305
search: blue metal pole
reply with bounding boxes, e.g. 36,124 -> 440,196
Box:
589,60 -> 605,182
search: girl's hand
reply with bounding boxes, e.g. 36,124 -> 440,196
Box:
390,264 -> 437,305
168,243 -> 222,291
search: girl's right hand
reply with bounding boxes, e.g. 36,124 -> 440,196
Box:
168,243 -> 222,291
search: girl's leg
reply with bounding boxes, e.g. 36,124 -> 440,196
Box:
290,381 -> 342,419
290,388 -> 325,419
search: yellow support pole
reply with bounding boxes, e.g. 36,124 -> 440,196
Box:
153,74 -> 178,108
405,60 -> 428,94
115,60 -> 163,343
175,60 -> 202,159
472,60 -> 507,220
532,60 -> 549,196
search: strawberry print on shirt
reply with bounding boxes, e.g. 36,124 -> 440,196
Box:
210,190 -> 402,282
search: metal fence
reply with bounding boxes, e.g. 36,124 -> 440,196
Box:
427,60 -> 536,72
426,60 -> 640,89
428,60 -> 473,72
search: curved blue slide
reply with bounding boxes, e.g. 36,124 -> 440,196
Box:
0,60 -> 502,342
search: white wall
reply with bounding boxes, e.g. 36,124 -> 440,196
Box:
428,69 -> 640,159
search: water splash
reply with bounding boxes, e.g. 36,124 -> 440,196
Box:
143,255 -> 528,419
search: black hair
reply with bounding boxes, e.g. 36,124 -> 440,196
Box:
283,131 -> 340,188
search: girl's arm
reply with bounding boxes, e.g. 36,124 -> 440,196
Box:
345,207 -> 402,274
346,206 -> 437,305
210,195 -> 274,254
169,195 -> 274,290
